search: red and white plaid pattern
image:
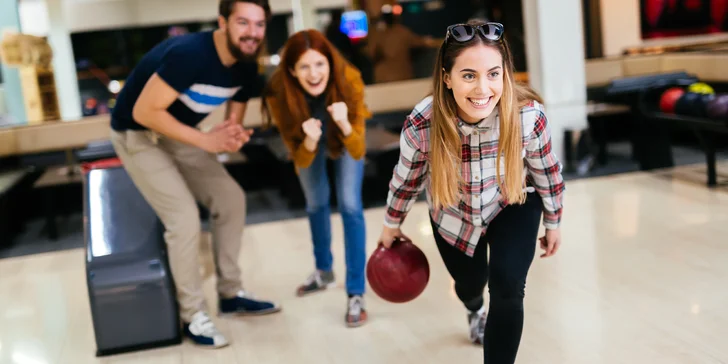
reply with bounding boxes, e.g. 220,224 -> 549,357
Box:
383,96 -> 565,257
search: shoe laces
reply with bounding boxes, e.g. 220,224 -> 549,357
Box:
304,271 -> 323,286
191,312 -> 221,337
469,307 -> 486,336
234,290 -> 255,299
348,295 -> 364,316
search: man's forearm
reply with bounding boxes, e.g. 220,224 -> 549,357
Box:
136,109 -> 206,148
225,100 -> 247,128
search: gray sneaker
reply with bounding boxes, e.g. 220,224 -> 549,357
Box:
346,295 -> 368,328
468,306 -> 487,344
296,270 -> 335,296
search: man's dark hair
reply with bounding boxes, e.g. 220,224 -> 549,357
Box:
219,0 -> 272,22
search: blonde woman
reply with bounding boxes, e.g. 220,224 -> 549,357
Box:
378,21 -> 565,364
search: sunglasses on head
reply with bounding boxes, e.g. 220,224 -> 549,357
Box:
445,22 -> 504,43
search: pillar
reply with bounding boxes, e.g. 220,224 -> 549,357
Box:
45,0 -> 82,121
290,0 -> 318,32
600,0 -> 641,57
0,0 -> 27,124
522,0 -> 588,162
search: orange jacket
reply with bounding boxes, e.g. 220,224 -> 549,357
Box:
264,64 -> 372,170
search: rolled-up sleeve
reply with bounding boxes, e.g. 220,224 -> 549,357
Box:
524,108 -> 565,229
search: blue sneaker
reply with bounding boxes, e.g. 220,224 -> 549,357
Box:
219,290 -> 282,316
183,311 -> 229,348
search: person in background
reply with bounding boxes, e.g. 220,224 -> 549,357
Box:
261,29 -> 371,328
378,21 -> 565,363
325,8 -> 374,84
108,0 -> 281,349
365,5 -> 440,83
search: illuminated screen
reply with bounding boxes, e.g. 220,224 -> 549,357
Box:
640,0 -> 728,39
340,10 -> 368,39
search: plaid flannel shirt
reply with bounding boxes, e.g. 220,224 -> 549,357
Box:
383,96 -> 565,257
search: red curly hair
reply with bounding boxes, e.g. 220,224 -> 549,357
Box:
261,29 -> 356,133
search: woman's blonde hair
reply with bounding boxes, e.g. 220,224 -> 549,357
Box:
430,20 -> 543,209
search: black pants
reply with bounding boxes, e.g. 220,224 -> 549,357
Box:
432,192 -> 543,364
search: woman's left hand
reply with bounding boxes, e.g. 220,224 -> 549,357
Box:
327,102 -> 352,135
539,228 -> 561,258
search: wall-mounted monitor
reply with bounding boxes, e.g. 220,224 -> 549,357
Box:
340,10 -> 368,40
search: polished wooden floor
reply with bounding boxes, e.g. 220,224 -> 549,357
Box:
1,162 -> 727,364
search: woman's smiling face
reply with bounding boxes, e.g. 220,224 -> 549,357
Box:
443,44 -> 504,123
290,49 -> 331,97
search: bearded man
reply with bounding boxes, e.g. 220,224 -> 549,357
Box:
108,0 -> 280,349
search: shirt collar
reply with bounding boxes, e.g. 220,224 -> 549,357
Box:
457,111 -> 498,136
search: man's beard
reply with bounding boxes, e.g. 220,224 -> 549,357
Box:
226,34 -> 262,63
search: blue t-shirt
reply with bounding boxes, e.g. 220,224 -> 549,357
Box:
111,31 -> 259,131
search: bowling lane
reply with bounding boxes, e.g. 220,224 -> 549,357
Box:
0,162 -> 727,363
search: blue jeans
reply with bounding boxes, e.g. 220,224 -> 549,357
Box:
297,147 -> 366,295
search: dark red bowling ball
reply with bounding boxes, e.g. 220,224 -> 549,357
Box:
366,237 -> 429,303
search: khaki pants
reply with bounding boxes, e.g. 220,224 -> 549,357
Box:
110,128 -> 246,322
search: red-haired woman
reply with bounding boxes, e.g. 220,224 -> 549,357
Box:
261,29 -> 371,327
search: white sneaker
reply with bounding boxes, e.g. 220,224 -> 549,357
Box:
296,270 -> 336,296
346,295 -> 368,327
468,306 -> 487,344
183,311 -> 229,348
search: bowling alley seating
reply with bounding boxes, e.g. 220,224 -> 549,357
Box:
32,163 -> 83,240
0,167 -> 33,247
361,122 -> 403,202
21,139 -> 118,241
581,101 -> 631,167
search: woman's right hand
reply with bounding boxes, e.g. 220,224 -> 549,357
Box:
379,225 -> 409,249
302,118 -> 322,142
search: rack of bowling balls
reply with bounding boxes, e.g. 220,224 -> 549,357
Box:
658,82 -> 728,124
